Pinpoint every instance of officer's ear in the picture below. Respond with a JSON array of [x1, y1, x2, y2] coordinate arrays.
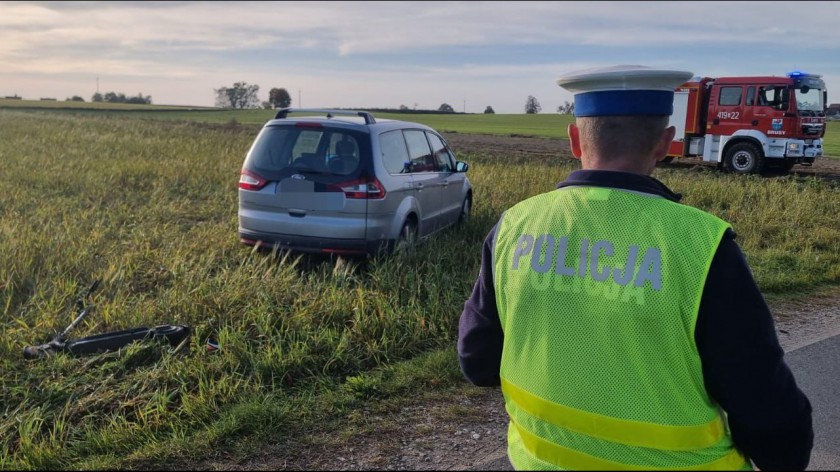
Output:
[[568, 123, 582, 159], [653, 126, 676, 162]]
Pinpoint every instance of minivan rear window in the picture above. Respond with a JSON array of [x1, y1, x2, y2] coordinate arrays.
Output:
[[244, 125, 369, 179]]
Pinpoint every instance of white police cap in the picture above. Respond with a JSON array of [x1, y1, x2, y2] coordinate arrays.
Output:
[[556, 65, 693, 117]]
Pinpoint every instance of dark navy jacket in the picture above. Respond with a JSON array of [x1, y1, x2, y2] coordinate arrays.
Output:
[[458, 170, 813, 471]]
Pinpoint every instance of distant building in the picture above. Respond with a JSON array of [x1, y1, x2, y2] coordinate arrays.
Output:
[[827, 103, 840, 116]]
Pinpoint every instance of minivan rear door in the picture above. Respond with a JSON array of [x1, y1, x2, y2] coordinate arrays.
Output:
[[376, 129, 417, 236], [240, 124, 370, 239], [403, 129, 444, 234]]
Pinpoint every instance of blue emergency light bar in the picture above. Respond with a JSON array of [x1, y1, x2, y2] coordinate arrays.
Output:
[[788, 70, 822, 79]]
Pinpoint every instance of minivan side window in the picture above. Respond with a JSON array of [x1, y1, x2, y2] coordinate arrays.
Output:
[[403, 130, 435, 172], [379, 130, 411, 174], [427, 132, 455, 172]]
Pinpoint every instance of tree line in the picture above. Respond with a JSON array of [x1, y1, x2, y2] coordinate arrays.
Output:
[[56, 92, 153, 104], [214, 82, 291, 109], [54, 82, 576, 115], [29, 82, 577, 114], [214, 81, 502, 113], [213, 81, 575, 114], [92, 92, 152, 104]]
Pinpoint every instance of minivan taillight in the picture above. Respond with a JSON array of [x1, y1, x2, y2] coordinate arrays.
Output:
[[333, 177, 386, 199], [239, 169, 268, 191]]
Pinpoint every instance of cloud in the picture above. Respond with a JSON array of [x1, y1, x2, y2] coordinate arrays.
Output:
[[7, 1, 840, 59], [2, 1, 838, 111]]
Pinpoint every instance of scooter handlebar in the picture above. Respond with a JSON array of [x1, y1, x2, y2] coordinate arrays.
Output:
[[23, 339, 65, 359]]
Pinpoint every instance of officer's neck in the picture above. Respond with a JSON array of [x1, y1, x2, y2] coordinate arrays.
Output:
[[580, 155, 656, 176]]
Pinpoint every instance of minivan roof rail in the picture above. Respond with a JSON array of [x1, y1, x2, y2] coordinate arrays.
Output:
[[274, 108, 376, 125]]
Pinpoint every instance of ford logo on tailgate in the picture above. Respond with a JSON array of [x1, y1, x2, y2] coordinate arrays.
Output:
[[291, 174, 306, 180]]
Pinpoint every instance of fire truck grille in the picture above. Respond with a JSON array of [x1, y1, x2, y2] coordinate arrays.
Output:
[[802, 124, 823, 135]]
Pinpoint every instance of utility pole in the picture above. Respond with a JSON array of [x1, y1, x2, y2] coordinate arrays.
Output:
[[96, 76, 99, 94], [298, 89, 301, 108], [463, 100, 466, 113]]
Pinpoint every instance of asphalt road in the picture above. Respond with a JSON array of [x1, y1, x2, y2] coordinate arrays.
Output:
[[472, 333, 840, 471], [786, 333, 840, 470]]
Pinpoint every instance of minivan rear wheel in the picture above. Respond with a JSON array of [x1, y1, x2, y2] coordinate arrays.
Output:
[[394, 220, 417, 253]]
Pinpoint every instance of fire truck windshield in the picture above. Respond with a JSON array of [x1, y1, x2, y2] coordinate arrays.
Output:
[[795, 86, 824, 113]]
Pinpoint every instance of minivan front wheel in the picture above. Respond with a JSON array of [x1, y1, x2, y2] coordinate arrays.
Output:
[[394, 220, 417, 253], [458, 196, 472, 225]]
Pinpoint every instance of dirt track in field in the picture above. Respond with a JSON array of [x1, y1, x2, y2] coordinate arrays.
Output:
[[442, 132, 840, 180]]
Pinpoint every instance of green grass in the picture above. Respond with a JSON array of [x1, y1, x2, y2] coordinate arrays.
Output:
[[0, 98, 212, 111], [824, 121, 840, 157], [4, 99, 838, 157], [0, 101, 574, 138], [1, 109, 839, 469]]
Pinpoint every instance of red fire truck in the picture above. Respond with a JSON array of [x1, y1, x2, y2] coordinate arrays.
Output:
[[667, 71, 826, 174]]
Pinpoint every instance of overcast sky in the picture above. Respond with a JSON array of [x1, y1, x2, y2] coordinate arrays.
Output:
[[2, 1, 839, 114]]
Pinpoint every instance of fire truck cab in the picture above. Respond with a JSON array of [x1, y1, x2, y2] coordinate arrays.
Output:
[[668, 72, 826, 174]]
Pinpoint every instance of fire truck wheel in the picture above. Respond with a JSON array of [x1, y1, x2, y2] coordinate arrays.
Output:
[[724, 142, 765, 174]]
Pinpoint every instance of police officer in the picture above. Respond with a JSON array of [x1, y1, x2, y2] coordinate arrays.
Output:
[[458, 65, 813, 470]]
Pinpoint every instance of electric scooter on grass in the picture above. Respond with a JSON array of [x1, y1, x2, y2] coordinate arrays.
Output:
[[23, 279, 190, 360]]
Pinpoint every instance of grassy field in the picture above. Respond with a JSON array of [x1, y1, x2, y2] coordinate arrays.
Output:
[[3, 98, 839, 156], [0, 99, 574, 138], [0, 98, 211, 111], [824, 120, 840, 157], [1, 109, 839, 469], [4, 98, 839, 158]]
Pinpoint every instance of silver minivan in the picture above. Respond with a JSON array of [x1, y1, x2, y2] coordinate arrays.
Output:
[[238, 109, 472, 257]]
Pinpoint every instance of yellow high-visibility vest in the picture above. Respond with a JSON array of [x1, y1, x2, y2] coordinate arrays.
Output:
[[493, 186, 749, 470]]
